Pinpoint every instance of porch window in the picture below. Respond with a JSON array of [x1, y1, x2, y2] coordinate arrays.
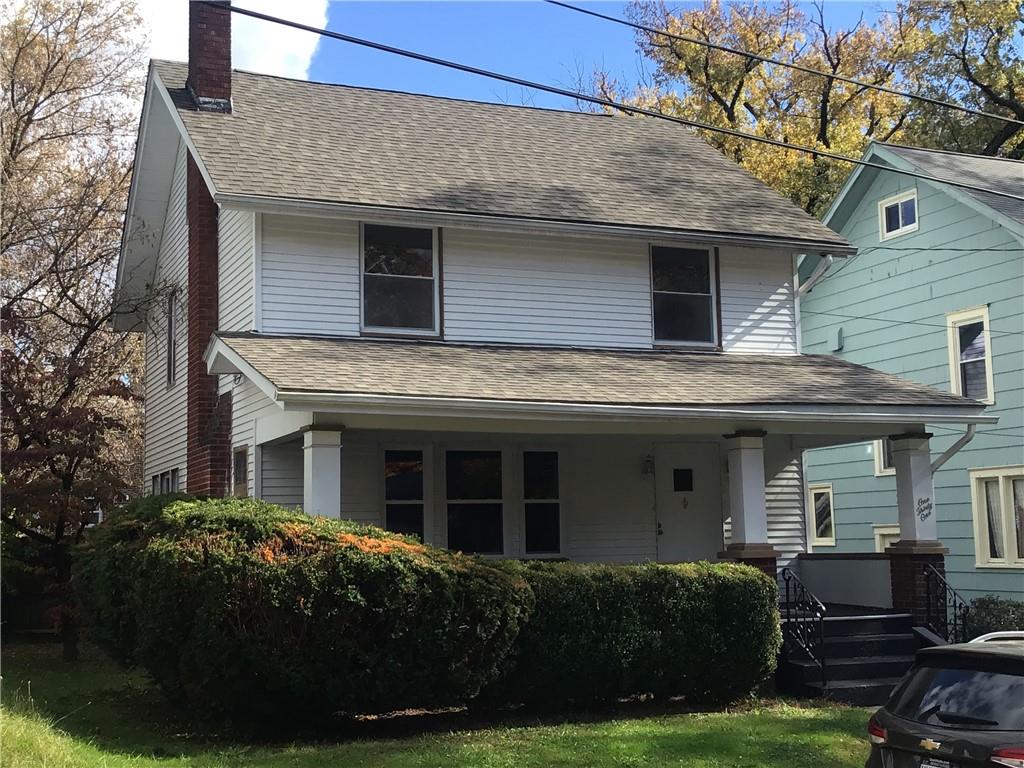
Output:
[[650, 246, 717, 346], [523, 451, 560, 555], [878, 190, 918, 240], [384, 449, 425, 540], [446, 450, 503, 555], [969, 466, 1024, 567], [874, 438, 895, 476], [808, 483, 835, 547], [946, 306, 994, 403], [361, 223, 438, 334], [233, 448, 249, 497]]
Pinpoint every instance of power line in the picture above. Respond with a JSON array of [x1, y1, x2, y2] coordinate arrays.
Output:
[[800, 309, 1024, 338], [215, 3, 1024, 204], [545, 0, 1024, 128]]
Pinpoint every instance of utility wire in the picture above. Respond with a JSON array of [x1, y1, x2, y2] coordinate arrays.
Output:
[[545, 0, 1024, 128], [215, 3, 1024, 204], [800, 309, 1024, 338]]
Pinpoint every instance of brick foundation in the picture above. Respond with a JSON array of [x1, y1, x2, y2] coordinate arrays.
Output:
[[887, 544, 948, 628], [185, 155, 230, 497], [719, 543, 779, 580]]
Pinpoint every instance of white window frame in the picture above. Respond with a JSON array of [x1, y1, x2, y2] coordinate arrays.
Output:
[[946, 305, 995, 404], [520, 447, 565, 559], [873, 438, 896, 477], [649, 244, 719, 348], [877, 189, 919, 241], [969, 466, 1024, 569], [381, 445, 431, 543], [359, 222, 440, 337], [807, 482, 836, 548], [873, 523, 901, 553]]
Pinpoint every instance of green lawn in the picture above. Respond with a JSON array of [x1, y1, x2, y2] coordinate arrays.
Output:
[[0, 640, 873, 768]]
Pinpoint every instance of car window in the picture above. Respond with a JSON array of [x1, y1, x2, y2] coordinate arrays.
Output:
[[889, 663, 1024, 730]]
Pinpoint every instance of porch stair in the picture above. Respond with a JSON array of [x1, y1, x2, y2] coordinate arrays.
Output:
[[779, 610, 916, 706]]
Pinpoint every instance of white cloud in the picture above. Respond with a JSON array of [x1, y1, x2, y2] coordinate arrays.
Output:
[[135, 0, 329, 80]]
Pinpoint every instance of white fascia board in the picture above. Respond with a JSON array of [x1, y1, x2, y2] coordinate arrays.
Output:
[[273, 390, 996, 426], [203, 337, 279, 403], [215, 192, 857, 257], [151, 70, 218, 200]]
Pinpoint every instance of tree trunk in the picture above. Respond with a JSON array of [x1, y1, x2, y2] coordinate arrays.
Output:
[[55, 543, 79, 661]]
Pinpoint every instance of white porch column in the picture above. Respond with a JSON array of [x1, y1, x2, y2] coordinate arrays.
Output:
[[891, 433, 940, 545], [719, 430, 779, 574], [303, 429, 342, 519]]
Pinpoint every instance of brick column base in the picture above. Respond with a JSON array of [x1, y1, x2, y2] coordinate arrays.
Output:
[[886, 542, 948, 628], [718, 543, 780, 580]]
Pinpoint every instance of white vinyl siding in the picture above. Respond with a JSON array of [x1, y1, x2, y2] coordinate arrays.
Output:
[[723, 456, 806, 567], [143, 141, 189, 488], [218, 208, 255, 332], [260, 440, 303, 507], [719, 248, 797, 354], [221, 377, 278, 498]]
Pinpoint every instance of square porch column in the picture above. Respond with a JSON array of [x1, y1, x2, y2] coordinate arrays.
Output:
[[718, 431, 779, 578], [303, 429, 342, 519], [885, 433, 947, 627]]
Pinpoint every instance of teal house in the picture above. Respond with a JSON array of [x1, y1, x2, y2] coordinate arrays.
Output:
[[800, 143, 1023, 601]]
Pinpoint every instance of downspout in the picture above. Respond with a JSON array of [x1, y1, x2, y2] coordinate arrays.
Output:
[[931, 424, 977, 474], [797, 254, 834, 297]]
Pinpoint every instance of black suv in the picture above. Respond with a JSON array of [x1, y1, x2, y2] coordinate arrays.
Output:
[[866, 640, 1024, 767]]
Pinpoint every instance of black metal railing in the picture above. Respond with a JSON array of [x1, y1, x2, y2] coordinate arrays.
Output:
[[780, 567, 828, 687], [924, 564, 971, 644]]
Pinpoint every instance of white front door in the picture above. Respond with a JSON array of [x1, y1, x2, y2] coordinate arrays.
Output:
[[655, 442, 723, 563]]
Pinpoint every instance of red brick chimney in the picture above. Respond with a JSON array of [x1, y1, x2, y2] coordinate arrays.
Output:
[[187, 0, 232, 112]]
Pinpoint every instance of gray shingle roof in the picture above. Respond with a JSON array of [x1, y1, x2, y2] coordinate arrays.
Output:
[[883, 144, 1024, 226], [216, 333, 979, 409], [152, 60, 850, 250]]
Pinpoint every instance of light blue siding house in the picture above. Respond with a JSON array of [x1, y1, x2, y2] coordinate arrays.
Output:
[[800, 143, 1024, 601]]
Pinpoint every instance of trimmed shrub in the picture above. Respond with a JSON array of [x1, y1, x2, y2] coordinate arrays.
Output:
[[482, 560, 781, 707], [970, 595, 1024, 636], [77, 497, 532, 728]]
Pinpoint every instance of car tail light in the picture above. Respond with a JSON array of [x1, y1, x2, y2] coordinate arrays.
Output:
[[992, 747, 1024, 768], [867, 715, 887, 746]]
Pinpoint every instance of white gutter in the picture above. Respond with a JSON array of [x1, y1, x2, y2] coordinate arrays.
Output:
[[797, 254, 835, 296], [931, 424, 977, 473]]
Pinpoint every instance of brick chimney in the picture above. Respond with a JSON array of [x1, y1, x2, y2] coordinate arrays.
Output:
[[187, 0, 232, 112]]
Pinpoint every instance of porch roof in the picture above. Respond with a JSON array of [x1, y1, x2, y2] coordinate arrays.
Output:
[[208, 333, 989, 419]]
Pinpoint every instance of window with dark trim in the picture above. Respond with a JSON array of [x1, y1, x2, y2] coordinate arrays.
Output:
[[165, 292, 177, 385], [233, 448, 249, 498], [651, 246, 716, 345], [384, 449, 425, 540], [523, 451, 560, 555], [446, 450, 502, 555], [361, 224, 438, 333]]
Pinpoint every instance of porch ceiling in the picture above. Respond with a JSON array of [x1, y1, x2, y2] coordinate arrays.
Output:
[[206, 333, 992, 431]]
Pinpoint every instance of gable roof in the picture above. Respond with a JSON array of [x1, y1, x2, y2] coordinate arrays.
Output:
[[149, 60, 850, 253], [825, 141, 1024, 237]]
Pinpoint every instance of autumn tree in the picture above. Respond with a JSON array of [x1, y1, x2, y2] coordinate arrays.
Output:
[[1, 0, 153, 660], [596, 0, 1023, 213]]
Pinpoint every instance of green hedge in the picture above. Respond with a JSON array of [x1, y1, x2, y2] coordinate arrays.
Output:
[[970, 595, 1024, 636], [78, 497, 780, 728], [77, 497, 532, 728], [482, 560, 780, 706]]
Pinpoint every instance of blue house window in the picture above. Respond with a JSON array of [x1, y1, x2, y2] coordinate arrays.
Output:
[[878, 190, 918, 240]]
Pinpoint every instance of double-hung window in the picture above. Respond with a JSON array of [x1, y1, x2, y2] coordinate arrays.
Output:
[[970, 467, 1024, 568], [651, 246, 717, 346], [807, 483, 836, 547], [878, 190, 918, 240], [446, 450, 503, 555], [361, 223, 439, 334], [946, 306, 994, 403], [523, 451, 560, 555], [384, 449, 425, 540], [233, 448, 249, 498]]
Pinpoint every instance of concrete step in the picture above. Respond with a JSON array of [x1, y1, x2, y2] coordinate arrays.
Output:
[[820, 613, 913, 637], [790, 654, 915, 684], [824, 632, 918, 658], [803, 676, 905, 706]]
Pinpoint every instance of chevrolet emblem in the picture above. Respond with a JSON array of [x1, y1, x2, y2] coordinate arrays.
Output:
[[919, 738, 942, 751]]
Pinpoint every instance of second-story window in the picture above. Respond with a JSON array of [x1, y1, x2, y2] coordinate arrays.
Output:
[[651, 246, 717, 346], [361, 223, 438, 334], [947, 306, 994, 403], [878, 190, 918, 240]]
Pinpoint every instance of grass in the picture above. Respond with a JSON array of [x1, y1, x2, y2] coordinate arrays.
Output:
[[1, 640, 874, 768]]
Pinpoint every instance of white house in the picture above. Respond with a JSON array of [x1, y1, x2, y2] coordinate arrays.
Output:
[[115, 3, 992, 608]]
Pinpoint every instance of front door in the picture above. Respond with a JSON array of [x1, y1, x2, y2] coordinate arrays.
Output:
[[655, 442, 722, 563]]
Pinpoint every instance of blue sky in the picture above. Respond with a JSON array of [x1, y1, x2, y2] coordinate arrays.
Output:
[[306, 2, 890, 110]]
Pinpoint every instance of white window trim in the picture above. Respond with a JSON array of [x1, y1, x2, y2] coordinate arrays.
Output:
[[359, 222, 441, 337], [520, 447, 566, 559], [946, 305, 995, 405], [877, 189, 919, 241], [873, 439, 895, 477], [873, 523, 900, 553], [807, 482, 836, 547], [380, 444, 432, 543], [969, 465, 1024, 569], [649, 243, 719, 348]]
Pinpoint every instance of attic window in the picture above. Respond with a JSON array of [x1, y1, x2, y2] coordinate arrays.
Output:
[[361, 224, 439, 335], [878, 190, 918, 240]]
